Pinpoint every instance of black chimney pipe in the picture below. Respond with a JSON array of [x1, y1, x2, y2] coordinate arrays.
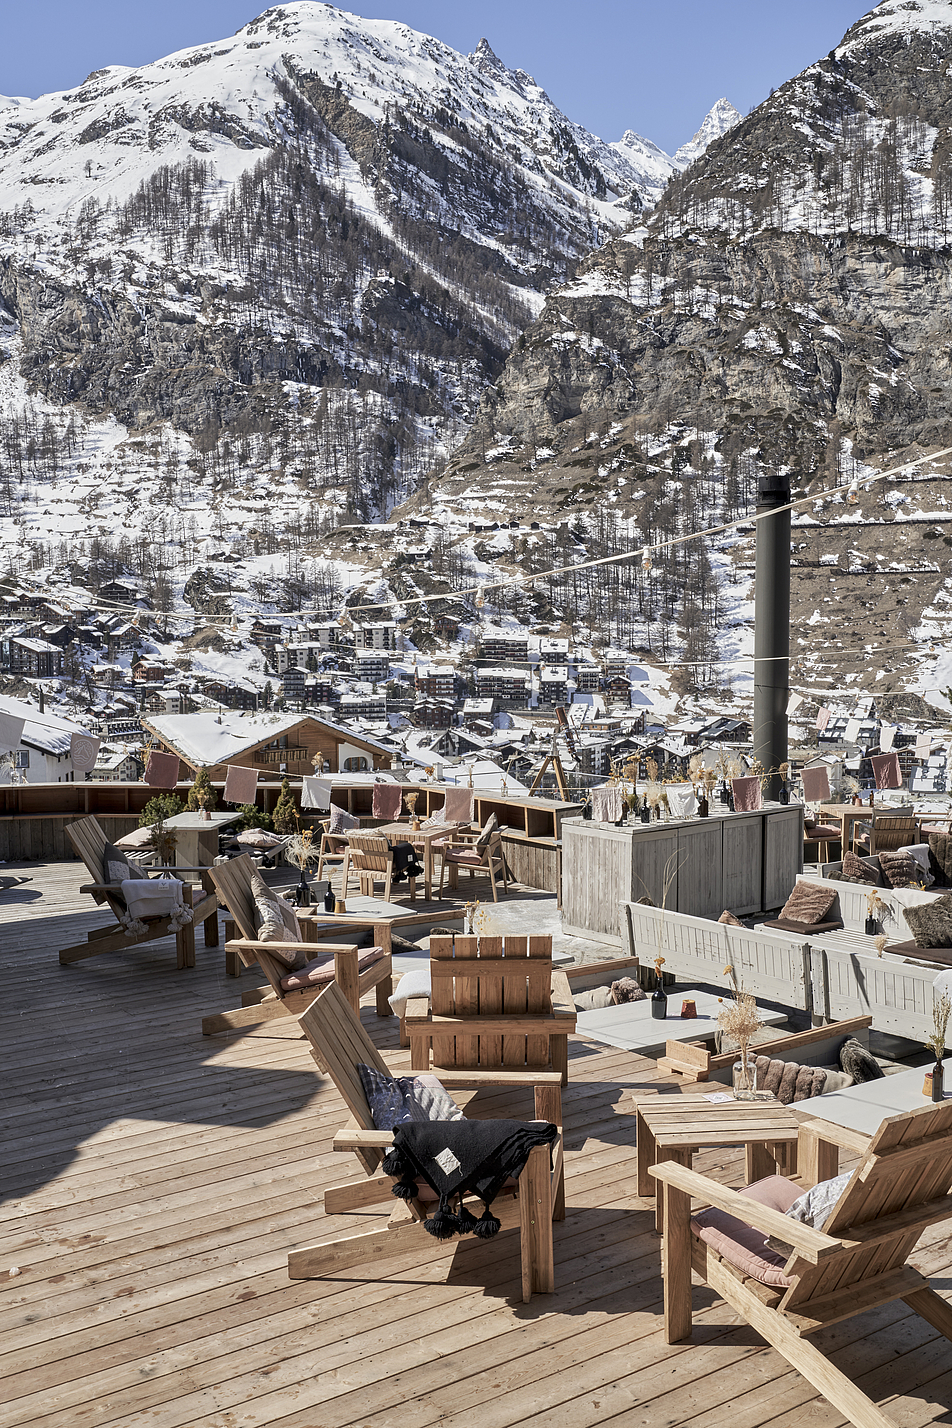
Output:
[[753, 471, 791, 802]]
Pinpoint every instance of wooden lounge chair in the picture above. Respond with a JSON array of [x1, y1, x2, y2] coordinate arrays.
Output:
[[61, 815, 219, 968], [201, 854, 392, 1035], [286, 980, 564, 1302], [651, 1101, 952, 1428], [406, 933, 577, 1087], [340, 831, 416, 902], [436, 824, 509, 901]]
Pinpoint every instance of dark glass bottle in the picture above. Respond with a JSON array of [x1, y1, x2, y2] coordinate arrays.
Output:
[[640, 801, 651, 823], [865, 915, 878, 936], [651, 983, 668, 1020], [323, 883, 335, 913], [933, 1059, 945, 1103], [697, 792, 709, 818]]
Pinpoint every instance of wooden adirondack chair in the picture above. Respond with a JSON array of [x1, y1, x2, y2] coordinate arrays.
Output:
[[286, 980, 564, 1302], [340, 831, 415, 902], [201, 854, 392, 1035], [61, 815, 219, 968], [436, 825, 509, 901], [852, 811, 918, 855], [651, 1100, 952, 1428], [406, 934, 577, 1087]]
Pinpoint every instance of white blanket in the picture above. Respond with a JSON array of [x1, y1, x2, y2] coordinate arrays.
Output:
[[119, 876, 192, 936]]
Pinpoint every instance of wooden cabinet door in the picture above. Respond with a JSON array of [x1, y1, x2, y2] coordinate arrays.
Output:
[[628, 825, 680, 910], [722, 815, 763, 916], [675, 821, 723, 918], [764, 807, 804, 912]]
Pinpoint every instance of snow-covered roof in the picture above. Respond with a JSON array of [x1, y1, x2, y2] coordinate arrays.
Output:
[[143, 710, 392, 767], [0, 693, 93, 756]]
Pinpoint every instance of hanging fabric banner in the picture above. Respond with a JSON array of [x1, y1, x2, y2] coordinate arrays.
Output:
[[69, 733, 101, 773], [802, 766, 831, 804], [223, 764, 258, 805], [843, 718, 862, 744], [870, 752, 902, 790], [816, 707, 830, 732], [786, 693, 804, 716], [880, 724, 896, 752], [144, 750, 180, 788]]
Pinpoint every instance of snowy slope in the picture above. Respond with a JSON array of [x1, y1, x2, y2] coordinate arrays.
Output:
[[0, 4, 650, 228]]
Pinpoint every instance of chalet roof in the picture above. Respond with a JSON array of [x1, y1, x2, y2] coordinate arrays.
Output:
[[142, 710, 391, 768], [0, 693, 93, 756]]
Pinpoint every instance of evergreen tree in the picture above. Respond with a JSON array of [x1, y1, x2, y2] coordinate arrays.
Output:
[[272, 777, 298, 834]]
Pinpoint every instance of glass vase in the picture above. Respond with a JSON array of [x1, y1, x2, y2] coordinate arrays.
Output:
[[650, 985, 668, 1020], [732, 1056, 758, 1100]]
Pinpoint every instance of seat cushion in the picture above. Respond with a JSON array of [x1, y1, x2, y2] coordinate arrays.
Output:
[[444, 850, 484, 865], [279, 944, 385, 990], [692, 1175, 802, 1287], [804, 825, 841, 841], [762, 917, 843, 935]]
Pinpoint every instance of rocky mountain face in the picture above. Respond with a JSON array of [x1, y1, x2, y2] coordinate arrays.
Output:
[[0, 2, 687, 530], [423, 0, 952, 701]]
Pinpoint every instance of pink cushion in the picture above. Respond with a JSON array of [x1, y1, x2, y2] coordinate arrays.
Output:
[[805, 825, 840, 840], [444, 850, 483, 865], [691, 1175, 802, 1287], [280, 945, 385, 991]]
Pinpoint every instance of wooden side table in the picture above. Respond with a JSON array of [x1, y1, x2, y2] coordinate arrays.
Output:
[[632, 1092, 801, 1231]]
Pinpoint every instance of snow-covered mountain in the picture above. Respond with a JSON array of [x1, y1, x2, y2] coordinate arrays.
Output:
[[672, 96, 742, 168]]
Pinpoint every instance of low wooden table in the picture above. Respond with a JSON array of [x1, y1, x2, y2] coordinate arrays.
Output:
[[297, 895, 466, 957], [632, 1091, 801, 1230]]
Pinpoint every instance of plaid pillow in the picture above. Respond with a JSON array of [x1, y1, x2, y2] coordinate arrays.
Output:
[[328, 804, 359, 834]]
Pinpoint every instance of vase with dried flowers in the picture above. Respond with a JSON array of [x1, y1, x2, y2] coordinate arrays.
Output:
[[865, 889, 889, 937], [926, 990, 952, 1102], [651, 955, 667, 1019], [719, 962, 764, 1099], [285, 828, 319, 906], [873, 934, 888, 958], [405, 790, 420, 831]]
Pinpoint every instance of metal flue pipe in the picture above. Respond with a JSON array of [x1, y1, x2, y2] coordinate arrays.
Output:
[[753, 471, 791, 802]]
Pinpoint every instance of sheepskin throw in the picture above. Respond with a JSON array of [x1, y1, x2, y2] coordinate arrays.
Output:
[[902, 894, 952, 950], [928, 833, 952, 888], [842, 850, 882, 885], [610, 977, 645, 1004], [877, 849, 921, 889], [839, 1037, 884, 1084], [778, 881, 837, 927], [718, 909, 744, 926], [754, 1057, 828, 1104]]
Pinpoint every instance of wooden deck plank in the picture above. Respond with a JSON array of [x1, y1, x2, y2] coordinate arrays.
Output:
[[2, 859, 952, 1428]]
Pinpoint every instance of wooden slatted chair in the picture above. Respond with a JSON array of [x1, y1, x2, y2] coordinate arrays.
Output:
[[61, 815, 219, 969], [436, 825, 509, 901], [651, 1101, 952, 1428], [406, 933, 576, 1087], [340, 831, 416, 902], [201, 854, 392, 1035], [852, 811, 918, 855], [286, 980, 564, 1302]]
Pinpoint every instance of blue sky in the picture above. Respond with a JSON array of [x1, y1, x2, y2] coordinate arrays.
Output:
[[3, 1, 870, 153]]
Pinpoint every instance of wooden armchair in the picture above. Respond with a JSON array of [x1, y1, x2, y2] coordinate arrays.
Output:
[[61, 815, 219, 969], [286, 980, 564, 1302], [340, 831, 417, 902], [200, 854, 391, 1035], [406, 933, 576, 1087], [651, 1101, 952, 1428], [436, 825, 509, 901], [852, 811, 918, 855]]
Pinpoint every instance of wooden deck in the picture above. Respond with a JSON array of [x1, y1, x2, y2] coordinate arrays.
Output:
[[3, 859, 952, 1428]]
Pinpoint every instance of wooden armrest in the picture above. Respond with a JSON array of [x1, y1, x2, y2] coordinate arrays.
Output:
[[796, 1117, 872, 1155], [648, 1161, 842, 1262], [226, 938, 359, 955], [334, 1128, 393, 1150], [404, 996, 431, 1019], [432, 1067, 563, 1089], [80, 882, 122, 893], [550, 970, 576, 1017]]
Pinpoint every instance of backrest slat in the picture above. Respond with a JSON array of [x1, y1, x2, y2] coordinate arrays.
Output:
[[297, 981, 389, 1129], [208, 854, 259, 941]]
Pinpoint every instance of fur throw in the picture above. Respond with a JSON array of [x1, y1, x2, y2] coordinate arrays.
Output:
[[754, 1056, 828, 1104], [611, 977, 645, 1004]]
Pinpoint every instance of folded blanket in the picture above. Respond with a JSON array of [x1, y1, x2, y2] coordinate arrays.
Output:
[[119, 876, 192, 936], [382, 1118, 558, 1240]]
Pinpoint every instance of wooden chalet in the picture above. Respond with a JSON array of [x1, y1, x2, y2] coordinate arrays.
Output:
[[141, 711, 393, 781]]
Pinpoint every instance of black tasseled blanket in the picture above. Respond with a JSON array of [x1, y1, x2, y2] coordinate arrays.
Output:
[[382, 1118, 558, 1240]]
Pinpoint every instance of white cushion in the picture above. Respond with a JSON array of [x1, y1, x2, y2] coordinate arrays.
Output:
[[388, 968, 432, 1017], [784, 1172, 852, 1231]]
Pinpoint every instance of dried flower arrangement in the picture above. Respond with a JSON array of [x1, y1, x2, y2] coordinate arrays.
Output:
[[842, 774, 861, 799], [866, 889, 890, 922], [285, 829, 319, 873], [926, 990, 952, 1060], [873, 934, 888, 958], [718, 961, 764, 1095], [462, 898, 490, 936]]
